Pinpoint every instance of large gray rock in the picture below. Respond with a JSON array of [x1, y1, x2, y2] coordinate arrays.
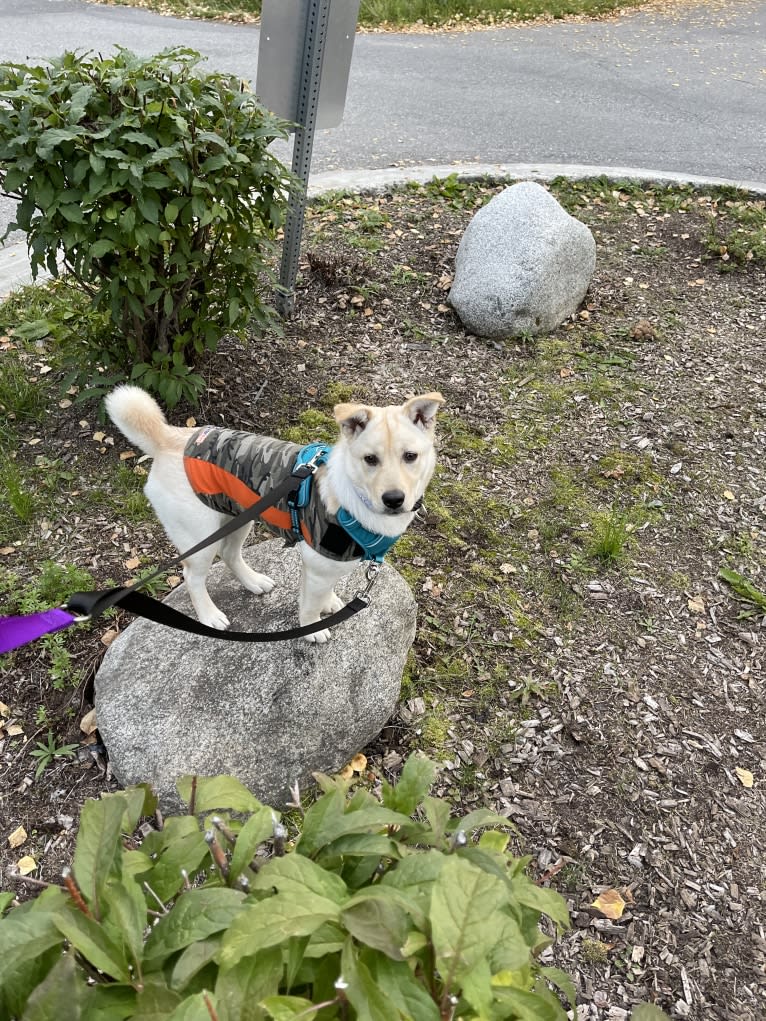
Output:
[[95, 540, 416, 811], [449, 180, 596, 338]]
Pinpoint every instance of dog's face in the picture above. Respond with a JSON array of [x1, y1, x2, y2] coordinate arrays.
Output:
[[332, 393, 444, 518]]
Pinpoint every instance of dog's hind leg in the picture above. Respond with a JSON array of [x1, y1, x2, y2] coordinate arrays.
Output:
[[220, 526, 275, 596]]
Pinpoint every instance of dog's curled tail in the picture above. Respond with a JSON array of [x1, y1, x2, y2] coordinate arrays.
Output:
[[105, 385, 177, 458]]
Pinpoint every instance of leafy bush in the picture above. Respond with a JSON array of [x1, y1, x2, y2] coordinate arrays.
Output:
[[0, 48, 293, 406], [0, 756, 577, 1019]]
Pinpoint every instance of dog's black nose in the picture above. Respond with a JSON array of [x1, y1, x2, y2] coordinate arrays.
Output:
[[382, 489, 405, 510]]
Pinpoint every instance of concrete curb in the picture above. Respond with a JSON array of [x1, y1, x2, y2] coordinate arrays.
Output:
[[2, 162, 765, 298]]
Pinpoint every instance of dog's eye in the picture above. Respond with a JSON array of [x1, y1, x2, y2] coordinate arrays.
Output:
[[364, 454, 379, 467], [403, 451, 418, 463]]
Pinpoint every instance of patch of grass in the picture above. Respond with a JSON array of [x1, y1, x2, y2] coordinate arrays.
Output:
[[98, 0, 647, 27], [282, 409, 337, 444], [419, 703, 452, 756], [704, 199, 766, 268], [0, 353, 50, 438], [585, 508, 635, 565], [0, 461, 38, 536]]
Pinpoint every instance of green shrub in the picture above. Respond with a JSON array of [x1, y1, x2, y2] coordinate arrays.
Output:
[[0, 47, 293, 407], [0, 755, 576, 1019]]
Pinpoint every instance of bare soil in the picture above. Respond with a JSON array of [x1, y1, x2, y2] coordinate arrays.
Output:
[[1, 177, 765, 1020]]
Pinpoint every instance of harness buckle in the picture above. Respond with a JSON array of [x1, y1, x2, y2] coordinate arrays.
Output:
[[354, 562, 381, 606]]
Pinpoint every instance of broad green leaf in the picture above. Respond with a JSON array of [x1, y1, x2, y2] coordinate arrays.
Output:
[[303, 920, 346, 959], [479, 831, 510, 854], [453, 808, 514, 835], [53, 907, 130, 981], [381, 754, 436, 815], [166, 992, 217, 1021], [494, 985, 567, 1021], [72, 794, 126, 914], [487, 913, 531, 974], [299, 797, 413, 859], [80, 983, 137, 1021], [171, 937, 221, 991], [459, 956, 493, 1017], [144, 888, 246, 963], [0, 892, 14, 915], [219, 893, 341, 970], [120, 784, 157, 832], [132, 976, 183, 1018], [344, 884, 427, 932], [215, 947, 282, 1021], [507, 874, 570, 931], [144, 817, 209, 902], [103, 878, 148, 967], [430, 856, 507, 986], [20, 951, 80, 1021], [540, 966, 577, 1012], [381, 848, 446, 899], [0, 900, 66, 1012], [253, 852, 348, 906], [342, 893, 410, 960], [367, 956, 440, 1021], [631, 1007, 672, 1021], [421, 797, 451, 844], [341, 939, 399, 1021], [230, 800, 281, 882], [177, 775, 264, 814], [320, 833, 401, 861], [719, 567, 766, 612], [261, 995, 318, 1020]]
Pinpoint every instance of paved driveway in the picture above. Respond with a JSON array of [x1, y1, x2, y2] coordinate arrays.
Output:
[[0, 0, 764, 243]]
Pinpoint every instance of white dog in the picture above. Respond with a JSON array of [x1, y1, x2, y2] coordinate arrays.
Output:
[[105, 386, 444, 642]]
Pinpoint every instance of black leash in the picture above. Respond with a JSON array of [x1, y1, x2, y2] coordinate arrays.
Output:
[[64, 457, 377, 642]]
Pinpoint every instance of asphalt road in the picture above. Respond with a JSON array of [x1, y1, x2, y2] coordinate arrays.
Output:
[[0, 0, 764, 241]]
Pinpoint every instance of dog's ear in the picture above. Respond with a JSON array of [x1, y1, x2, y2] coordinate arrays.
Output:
[[334, 402, 373, 437], [403, 392, 445, 432]]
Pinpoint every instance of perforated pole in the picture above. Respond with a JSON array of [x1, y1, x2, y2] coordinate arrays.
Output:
[[276, 0, 332, 317]]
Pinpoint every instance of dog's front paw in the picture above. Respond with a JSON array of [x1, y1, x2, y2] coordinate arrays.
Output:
[[199, 607, 230, 630], [321, 592, 344, 616], [304, 627, 331, 644], [241, 569, 275, 596]]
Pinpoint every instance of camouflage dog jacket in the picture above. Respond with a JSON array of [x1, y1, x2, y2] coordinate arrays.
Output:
[[183, 426, 365, 561]]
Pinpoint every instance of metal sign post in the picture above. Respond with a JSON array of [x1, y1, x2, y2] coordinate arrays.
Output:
[[257, 0, 360, 317]]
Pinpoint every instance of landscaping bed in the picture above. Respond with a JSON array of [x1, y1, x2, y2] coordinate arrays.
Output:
[[1, 176, 765, 1019]]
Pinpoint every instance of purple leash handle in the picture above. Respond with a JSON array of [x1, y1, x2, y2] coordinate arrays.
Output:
[[0, 608, 79, 655]]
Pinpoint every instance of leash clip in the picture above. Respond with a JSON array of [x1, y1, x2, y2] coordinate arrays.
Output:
[[355, 562, 381, 606], [63, 604, 91, 624]]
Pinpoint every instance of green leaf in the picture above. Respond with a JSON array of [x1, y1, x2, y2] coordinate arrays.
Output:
[[144, 888, 246, 963], [171, 937, 221, 992], [540, 966, 577, 1012], [298, 789, 412, 859], [166, 991, 218, 1021], [20, 951, 80, 1021], [219, 893, 341, 970], [215, 947, 282, 1021], [366, 956, 440, 1021], [253, 853, 348, 906], [103, 877, 147, 968], [507, 873, 570, 931], [459, 956, 493, 1017], [719, 567, 766, 613], [143, 816, 209, 902], [341, 939, 397, 1021], [381, 754, 436, 815], [0, 893, 14, 916], [80, 983, 137, 1021], [261, 995, 318, 1020], [72, 794, 126, 914], [493, 986, 567, 1021], [177, 774, 264, 815], [430, 856, 508, 986], [0, 895, 66, 1013], [342, 891, 411, 960], [52, 907, 130, 981], [631, 1007, 672, 1021], [229, 806, 279, 883]]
